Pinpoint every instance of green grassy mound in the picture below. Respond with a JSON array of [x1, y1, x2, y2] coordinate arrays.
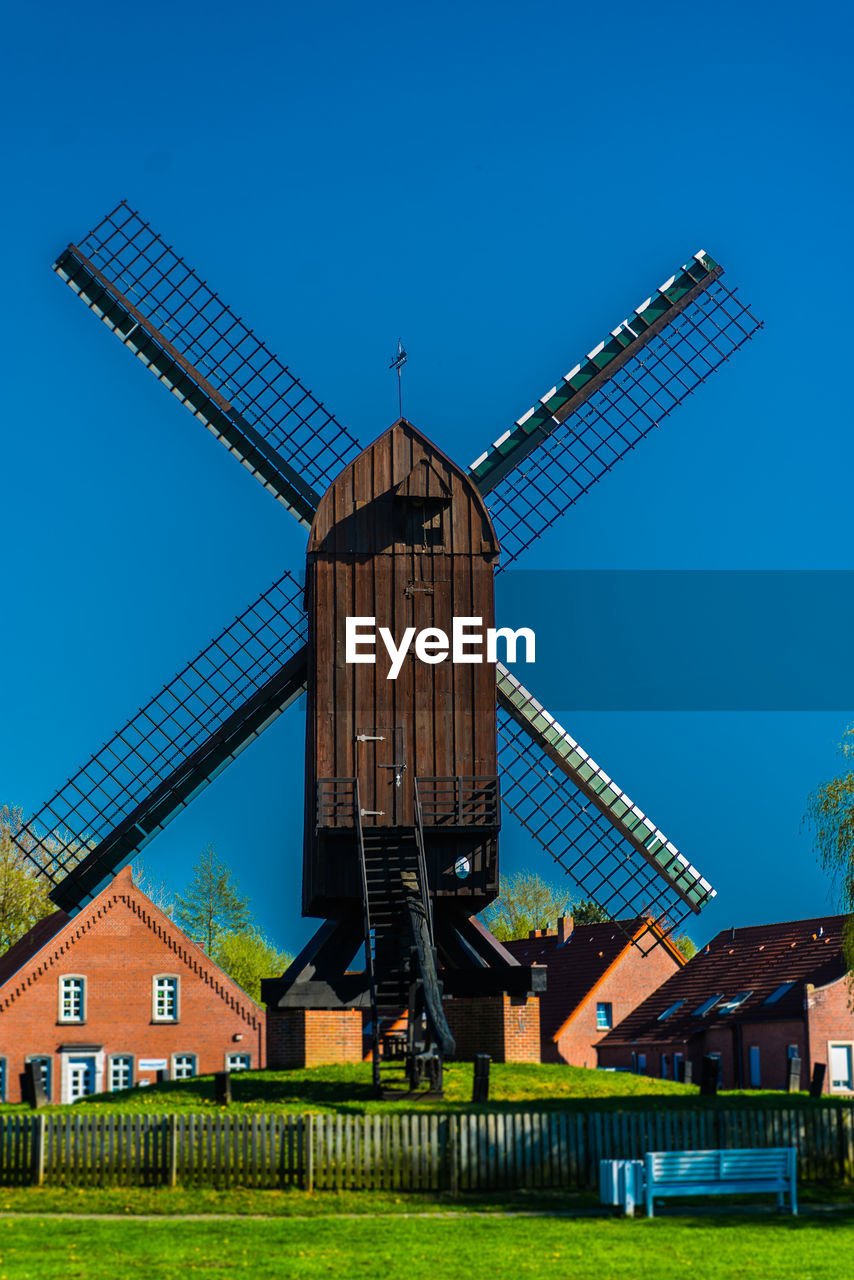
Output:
[[1, 1062, 846, 1115]]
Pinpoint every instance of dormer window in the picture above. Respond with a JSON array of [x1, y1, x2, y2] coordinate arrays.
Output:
[[692, 994, 724, 1017], [764, 981, 796, 1005], [657, 999, 685, 1022], [718, 990, 753, 1014]]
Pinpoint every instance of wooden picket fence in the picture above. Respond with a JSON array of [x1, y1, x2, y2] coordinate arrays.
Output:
[[0, 1105, 852, 1190]]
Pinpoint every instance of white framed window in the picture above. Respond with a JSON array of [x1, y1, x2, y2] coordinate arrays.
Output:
[[829, 1042, 854, 1092], [596, 1002, 613, 1031], [172, 1054, 197, 1080], [225, 1053, 251, 1072], [152, 975, 179, 1022], [109, 1055, 133, 1092], [58, 975, 86, 1023]]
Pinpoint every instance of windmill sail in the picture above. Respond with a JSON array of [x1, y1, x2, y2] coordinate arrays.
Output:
[[15, 573, 308, 913], [469, 252, 762, 567], [54, 203, 362, 526], [496, 665, 714, 952]]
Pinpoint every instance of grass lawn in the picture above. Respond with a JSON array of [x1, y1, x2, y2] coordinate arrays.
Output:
[[1, 1210, 852, 1279], [0, 1062, 845, 1116]]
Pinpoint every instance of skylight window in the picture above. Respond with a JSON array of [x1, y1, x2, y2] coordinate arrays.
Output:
[[692, 994, 724, 1017], [718, 990, 753, 1014], [657, 999, 685, 1022], [764, 981, 796, 1005]]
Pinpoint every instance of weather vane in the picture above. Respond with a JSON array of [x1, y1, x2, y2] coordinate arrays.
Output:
[[389, 338, 407, 417]]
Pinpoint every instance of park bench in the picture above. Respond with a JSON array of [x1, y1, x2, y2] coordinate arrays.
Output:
[[644, 1147, 798, 1217]]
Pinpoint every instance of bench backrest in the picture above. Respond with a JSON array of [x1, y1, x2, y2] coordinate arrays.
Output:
[[647, 1148, 794, 1183]]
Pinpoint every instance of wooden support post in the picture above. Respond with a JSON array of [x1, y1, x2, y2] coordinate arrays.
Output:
[[810, 1062, 826, 1099], [786, 1055, 802, 1093], [215, 1072, 232, 1106], [472, 1054, 491, 1103], [22, 1062, 47, 1111], [699, 1056, 718, 1098]]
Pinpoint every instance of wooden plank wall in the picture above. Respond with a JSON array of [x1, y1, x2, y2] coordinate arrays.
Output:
[[1, 1107, 852, 1189]]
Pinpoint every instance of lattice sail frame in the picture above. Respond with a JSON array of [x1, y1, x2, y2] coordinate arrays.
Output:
[[54, 201, 362, 525], [470, 251, 762, 567], [17, 573, 308, 910], [496, 665, 714, 952]]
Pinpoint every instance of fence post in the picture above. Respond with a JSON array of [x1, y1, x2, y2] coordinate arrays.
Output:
[[305, 1115, 314, 1193], [168, 1114, 179, 1188], [32, 1115, 46, 1187], [446, 1115, 459, 1197]]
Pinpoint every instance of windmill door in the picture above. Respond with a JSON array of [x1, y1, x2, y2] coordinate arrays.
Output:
[[355, 727, 406, 826]]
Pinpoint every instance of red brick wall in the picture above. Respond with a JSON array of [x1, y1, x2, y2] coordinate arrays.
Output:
[[267, 1009, 363, 1068], [597, 1020, 805, 1089], [444, 995, 540, 1063], [0, 869, 264, 1104], [807, 974, 854, 1095], [552, 938, 681, 1067]]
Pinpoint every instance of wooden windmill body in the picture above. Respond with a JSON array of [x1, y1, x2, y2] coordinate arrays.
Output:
[[305, 420, 499, 917]]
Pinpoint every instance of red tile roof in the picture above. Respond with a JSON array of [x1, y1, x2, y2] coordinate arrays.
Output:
[[505, 920, 674, 1042], [0, 910, 69, 986], [598, 914, 848, 1048]]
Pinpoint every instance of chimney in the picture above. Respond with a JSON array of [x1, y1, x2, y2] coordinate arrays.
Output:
[[557, 916, 574, 944]]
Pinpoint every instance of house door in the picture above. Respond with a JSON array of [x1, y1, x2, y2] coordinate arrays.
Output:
[[68, 1057, 95, 1102], [749, 1045, 761, 1088]]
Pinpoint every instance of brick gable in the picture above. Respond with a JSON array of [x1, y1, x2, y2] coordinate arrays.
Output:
[[0, 866, 266, 1102]]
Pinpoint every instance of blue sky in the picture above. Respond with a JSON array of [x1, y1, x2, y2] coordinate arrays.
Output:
[[2, 0, 853, 953]]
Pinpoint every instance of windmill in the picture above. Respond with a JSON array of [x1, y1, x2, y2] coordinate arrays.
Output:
[[15, 203, 761, 1095]]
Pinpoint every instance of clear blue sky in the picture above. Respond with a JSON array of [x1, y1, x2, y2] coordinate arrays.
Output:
[[2, 0, 852, 953]]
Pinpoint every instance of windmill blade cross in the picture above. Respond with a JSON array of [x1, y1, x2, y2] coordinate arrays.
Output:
[[54, 202, 362, 526], [15, 573, 308, 913], [496, 664, 714, 952], [470, 251, 762, 568]]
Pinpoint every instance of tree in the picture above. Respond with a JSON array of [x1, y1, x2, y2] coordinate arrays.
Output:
[[175, 845, 250, 951], [131, 858, 176, 919], [0, 805, 55, 952], [573, 898, 609, 924], [806, 724, 854, 972], [671, 932, 697, 961], [481, 870, 576, 942], [210, 928, 293, 1002]]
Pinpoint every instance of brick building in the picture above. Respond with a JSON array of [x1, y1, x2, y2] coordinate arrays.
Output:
[[504, 916, 684, 1065], [0, 866, 265, 1103], [596, 914, 854, 1094]]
